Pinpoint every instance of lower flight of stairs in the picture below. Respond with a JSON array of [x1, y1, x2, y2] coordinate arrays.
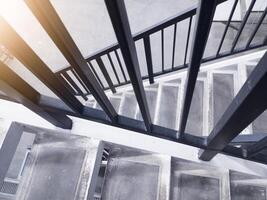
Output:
[[94, 144, 267, 200]]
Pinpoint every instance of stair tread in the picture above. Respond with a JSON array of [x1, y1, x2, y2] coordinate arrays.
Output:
[[119, 93, 138, 119], [211, 73, 235, 130], [156, 85, 179, 130], [136, 90, 158, 121], [186, 80, 204, 136]]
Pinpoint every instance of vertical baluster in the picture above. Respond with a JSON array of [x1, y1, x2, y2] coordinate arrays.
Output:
[[144, 36, 154, 84], [246, 7, 267, 48], [230, 0, 256, 52], [96, 57, 116, 93], [88, 61, 105, 89], [172, 23, 177, 69], [107, 53, 121, 84], [62, 71, 88, 101], [216, 0, 239, 56], [115, 49, 127, 82], [184, 16, 193, 66], [161, 29, 164, 71]]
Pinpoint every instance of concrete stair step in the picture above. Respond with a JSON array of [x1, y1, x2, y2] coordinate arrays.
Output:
[[119, 93, 138, 119], [210, 72, 235, 132], [230, 171, 267, 200], [185, 80, 205, 136], [136, 88, 159, 121], [155, 84, 179, 130], [109, 97, 121, 113]]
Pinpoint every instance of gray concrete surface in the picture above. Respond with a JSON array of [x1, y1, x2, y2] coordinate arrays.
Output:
[[230, 171, 267, 200], [13, 131, 102, 200], [185, 80, 204, 136], [101, 159, 159, 200], [156, 85, 179, 130], [136, 89, 158, 121], [212, 73, 235, 128], [119, 93, 138, 119], [178, 174, 220, 200], [6, 132, 35, 179], [24, 147, 85, 200]]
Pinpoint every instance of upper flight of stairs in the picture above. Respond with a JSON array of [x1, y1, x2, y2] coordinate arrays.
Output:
[[85, 50, 267, 137]]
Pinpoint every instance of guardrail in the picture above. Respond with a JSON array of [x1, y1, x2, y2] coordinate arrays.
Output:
[[55, 1, 267, 99]]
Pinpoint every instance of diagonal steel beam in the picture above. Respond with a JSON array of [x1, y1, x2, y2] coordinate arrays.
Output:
[[246, 136, 267, 158], [104, 0, 152, 132], [25, 0, 118, 123], [199, 51, 267, 161], [0, 16, 84, 115], [179, 0, 218, 136], [0, 61, 72, 129]]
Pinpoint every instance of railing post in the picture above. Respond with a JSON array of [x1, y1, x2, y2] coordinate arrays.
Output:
[[179, 0, 218, 136], [199, 51, 267, 161], [96, 57, 116, 93], [143, 36, 154, 84], [25, 0, 118, 123], [105, 0, 152, 132]]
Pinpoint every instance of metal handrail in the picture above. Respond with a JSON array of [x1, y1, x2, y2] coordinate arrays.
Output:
[[55, 1, 267, 99]]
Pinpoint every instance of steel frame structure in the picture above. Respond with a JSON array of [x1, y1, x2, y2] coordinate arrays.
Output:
[[0, 0, 266, 166]]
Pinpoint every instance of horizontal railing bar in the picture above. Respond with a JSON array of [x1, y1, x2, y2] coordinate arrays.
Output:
[[55, 5, 198, 74]]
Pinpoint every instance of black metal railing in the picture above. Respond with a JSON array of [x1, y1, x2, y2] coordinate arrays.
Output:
[[55, 1, 267, 99], [55, 5, 197, 98], [2, 0, 267, 166]]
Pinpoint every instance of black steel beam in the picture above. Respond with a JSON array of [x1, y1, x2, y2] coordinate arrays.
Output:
[[246, 136, 267, 158], [105, 0, 152, 132], [25, 0, 118, 123], [0, 61, 72, 129], [2, 92, 267, 165], [231, 133, 267, 145], [0, 123, 24, 188], [179, 0, 218, 135], [199, 51, 267, 161], [0, 17, 84, 115]]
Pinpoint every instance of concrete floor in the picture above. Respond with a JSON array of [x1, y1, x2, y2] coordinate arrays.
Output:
[[14, 132, 102, 200]]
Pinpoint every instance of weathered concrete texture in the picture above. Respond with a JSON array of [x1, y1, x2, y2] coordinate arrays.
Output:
[[170, 158, 230, 200], [15, 132, 102, 200], [186, 80, 204, 136], [119, 93, 138, 119], [245, 63, 267, 133], [252, 111, 267, 133], [24, 147, 86, 200], [246, 64, 256, 77], [110, 97, 122, 113], [6, 132, 35, 179], [212, 73, 234, 128], [178, 174, 220, 200], [156, 85, 179, 129], [204, 22, 233, 58], [231, 184, 266, 200], [230, 170, 267, 200], [136, 89, 158, 121], [101, 159, 159, 200]]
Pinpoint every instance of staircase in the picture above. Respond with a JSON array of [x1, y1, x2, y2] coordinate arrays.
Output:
[[94, 141, 267, 200], [85, 50, 267, 137], [2, 123, 267, 200]]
